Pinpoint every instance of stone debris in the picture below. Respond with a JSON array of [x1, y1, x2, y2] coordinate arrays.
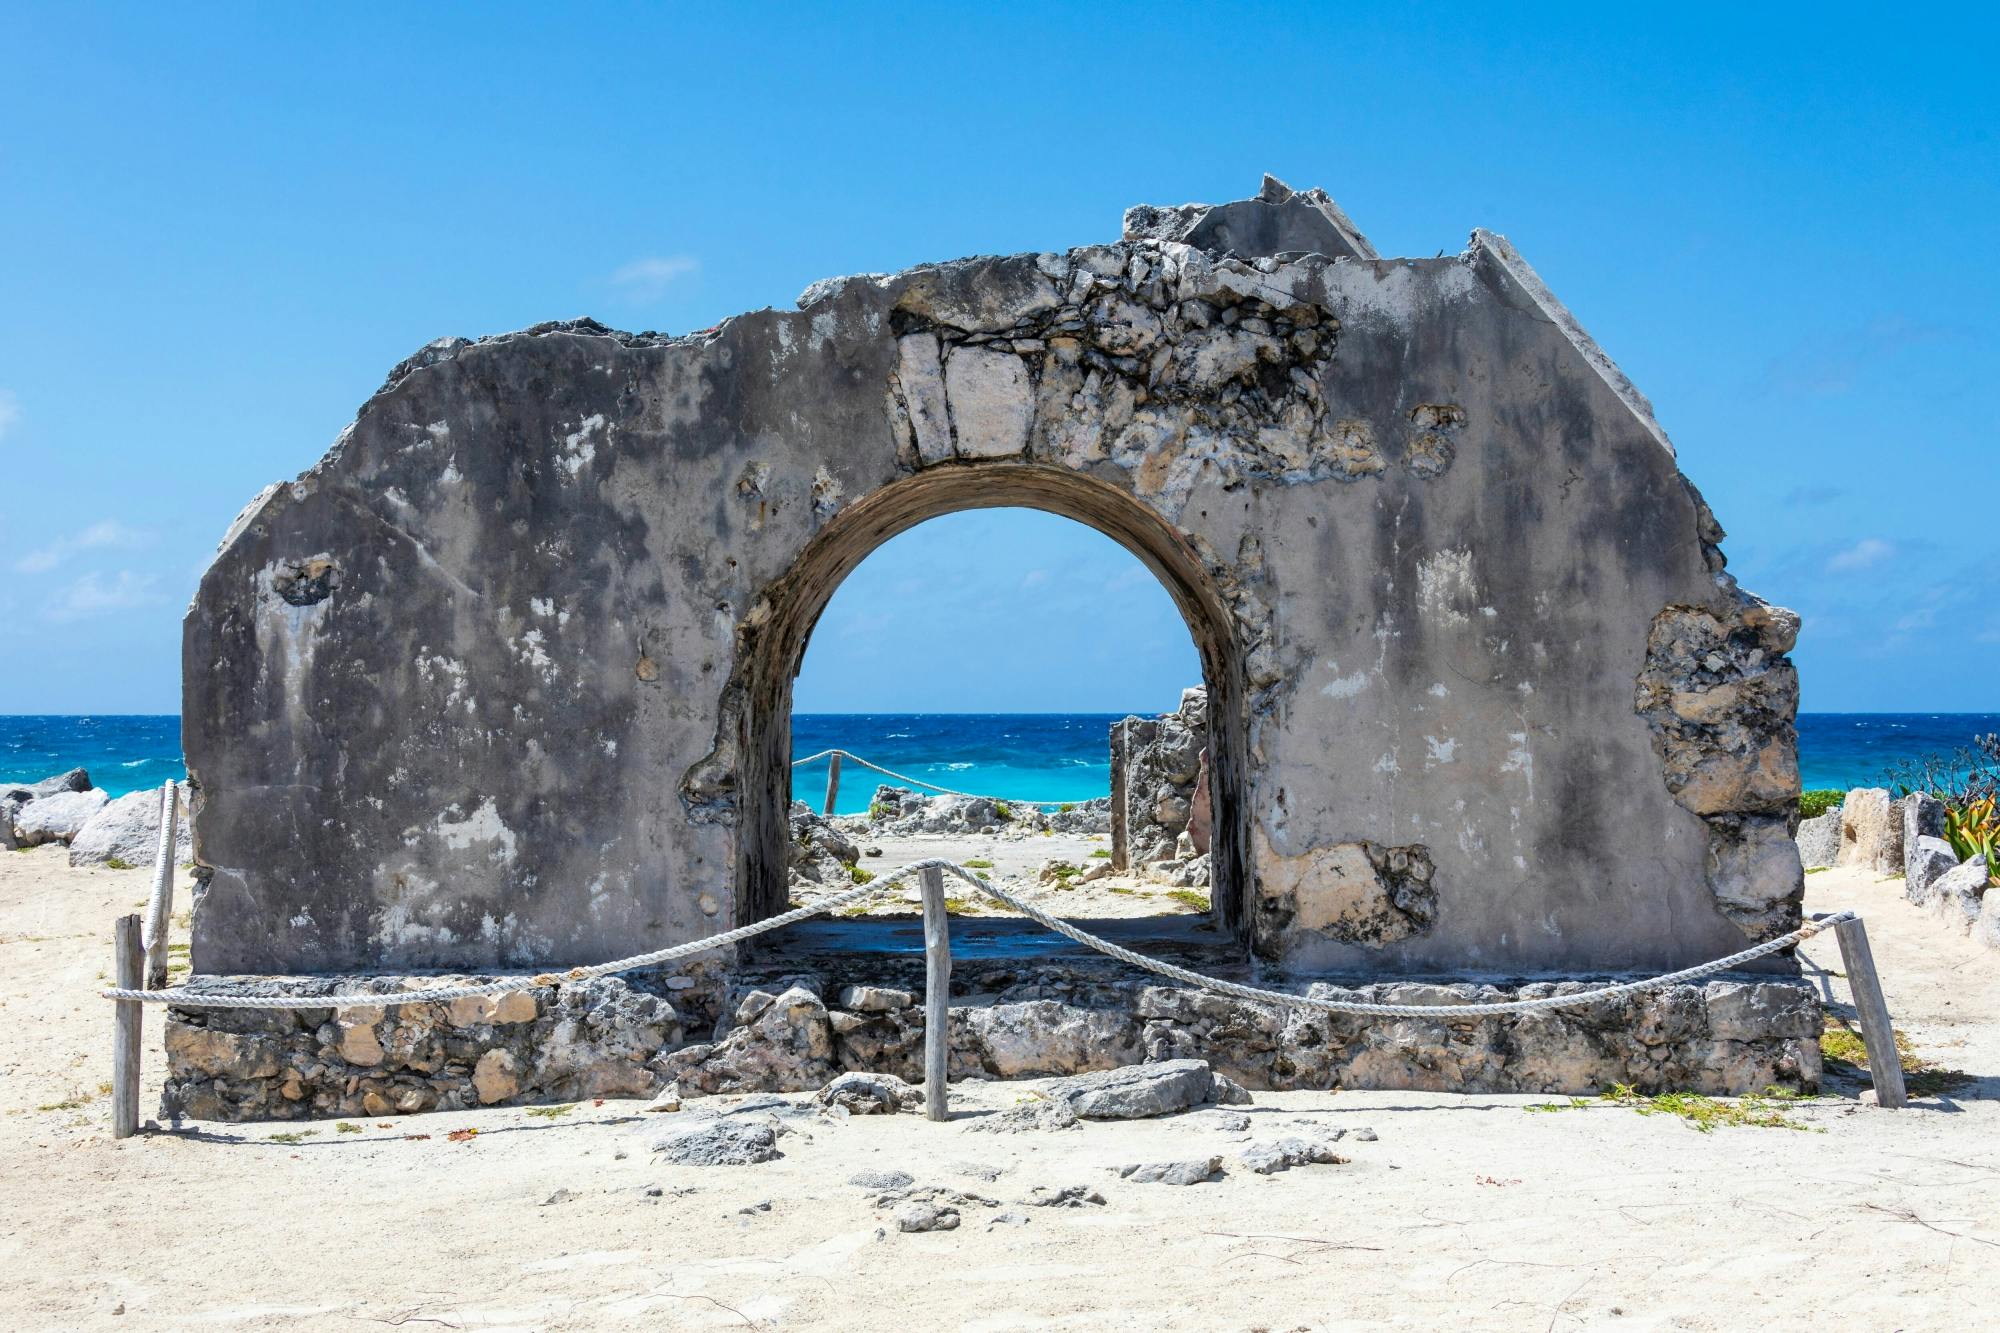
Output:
[[664, 985, 836, 1095], [848, 1169, 915, 1191], [987, 1210, 1031, 1227], [1042, 1059, 1246, 1120], [894, 1201, 960, 1233], [966, 1099, 1081, 1135], [0, 768, 93, 850], [1188, 1110, 1252, 1134], [1933, 858, 1991, 934], [641, 1081, 683, 1113], [838, 985, 913, 1013], [1236, 1136, 1349, 1175], [1022, 1184, 1106, 1208], [651, 1117, 785, 1166], [541, 1188, 578, 1206], [1115, 1157, 1224, 1186], [816, 1071, 921, 1115]]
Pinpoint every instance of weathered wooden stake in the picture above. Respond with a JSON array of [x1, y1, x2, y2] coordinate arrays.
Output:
[[1832, 916, 1907, 1109], [822, 751, 843, 817], [143, 781, 179, 990], [919, 864, 951, 1121], [112, 914, 143, 1138]]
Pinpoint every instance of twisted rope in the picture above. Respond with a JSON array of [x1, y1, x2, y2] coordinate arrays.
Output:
[[794, 748, 1084, 809], [101, 857, 1839, 1018]]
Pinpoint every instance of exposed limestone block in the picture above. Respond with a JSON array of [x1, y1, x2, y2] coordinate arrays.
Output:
[[943, 346, 1034, 459], [1254, 834, 1437, 947]]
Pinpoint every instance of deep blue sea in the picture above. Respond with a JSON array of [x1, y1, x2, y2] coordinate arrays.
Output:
[[4, 713, 1996, 812]]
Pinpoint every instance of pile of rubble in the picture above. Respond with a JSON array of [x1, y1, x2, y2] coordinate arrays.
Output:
[[1, 767, 190, 867], [1800, 786, 1995, 946]]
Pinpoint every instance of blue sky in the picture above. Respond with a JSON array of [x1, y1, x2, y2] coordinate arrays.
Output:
[[1, 3, 1993, 714]]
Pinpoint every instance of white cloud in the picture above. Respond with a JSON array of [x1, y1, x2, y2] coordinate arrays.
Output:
[[0, 389, 18, 441], [1020, 569, 1050, 589], [45, 569, 163, 622], [1827, 537, 1894, 573], [13, 519, 151, 574], [609, 255, 699, 301]]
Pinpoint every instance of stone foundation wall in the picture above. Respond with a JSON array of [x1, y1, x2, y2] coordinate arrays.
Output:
[[164, 958, 1821, 1121]]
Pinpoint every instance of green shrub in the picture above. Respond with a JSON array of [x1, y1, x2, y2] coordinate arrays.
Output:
[[104, 857, 135, 870], [1798, 790, 1844, 819], [993, 802, 1012, 821], [963, 858, 993, 869], [1088, 849, 1111, 859], [849, 865, 875, 884]]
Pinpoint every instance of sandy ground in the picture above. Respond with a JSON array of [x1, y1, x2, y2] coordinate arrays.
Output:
[[833, 830, 1206, 919], [3, 848, 1998, 1331]]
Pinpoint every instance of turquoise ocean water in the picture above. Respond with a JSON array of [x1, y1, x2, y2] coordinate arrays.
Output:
[[3, 713, 1995, 813]]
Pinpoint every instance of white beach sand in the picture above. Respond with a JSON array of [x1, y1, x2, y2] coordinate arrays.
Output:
[[2, 847, 1996, 1330]]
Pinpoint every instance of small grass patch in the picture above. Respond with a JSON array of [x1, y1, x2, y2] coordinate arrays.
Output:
[[104, 857, 135, 870], [1805, 866, 1830, 874], [837, 904, 873, 917], [868, 800, 893, 820], [1166, 889, 1209, 911], [335, 1121, 362, 1134], [963, 858, 993, 869], [525, 1104, 575, 1119], [269, 1130, 319, 1144], [848, 865, 875, 885], [992, 803, 1012, 821], [942, 896, 983, 915], [1088, 849, 1111, 859], [1527, 1085, 1814, 1132], [37, 1097, 90, 1112], [1820, 1018, 1973, 1096], [1106, 886, 1141, 896], [1057, 803, 1074, 813]]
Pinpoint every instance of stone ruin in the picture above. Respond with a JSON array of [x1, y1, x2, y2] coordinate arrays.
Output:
[[1111, 686, 1212, 878], [165, 177, 1818, 1118]]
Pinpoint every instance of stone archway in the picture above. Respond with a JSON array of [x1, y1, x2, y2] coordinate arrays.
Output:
[[181, 176, 1803, 985], [729, 463, 1251, 938]]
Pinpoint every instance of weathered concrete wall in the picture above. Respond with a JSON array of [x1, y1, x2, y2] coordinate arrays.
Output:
[[184, 176, 1801, 977]]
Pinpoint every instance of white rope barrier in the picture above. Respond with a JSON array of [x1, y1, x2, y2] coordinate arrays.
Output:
[[793, 748, 1086, 809], [99, 857, 1840, 1019]]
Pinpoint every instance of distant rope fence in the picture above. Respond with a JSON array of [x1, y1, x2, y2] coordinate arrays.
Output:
[[96, 781, 1910, 1136], [792, 747, 1088, 811]]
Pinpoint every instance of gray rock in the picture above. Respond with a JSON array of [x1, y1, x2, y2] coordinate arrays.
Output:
[[11, 788, 109, 847], [1115, 1157, 1224, 1185], [1, 768, 91, 801], [1044, 1058, 1235, 1119], [894, 1201, 959, 1232], [651, 1118, 783, 1166], [838, 985, 913, 1013], [1905, 835, 1960, 906], [848, 1169, 914, 1191], [1836, 788, 1903, 874], [1795, 809, 1841, 870], [1021, 1184, 1106, 1208], [69, 784, 192, 868], [1237, 1136, 1349, 1174], [987, 1210, 1031, 1227], [1932, 857, 1989, 934], [663, 985, 835, 1095], [965, 1100, 1080, 1134], [815, 1071, 920, 1115], [1902, 793, 1947, 872]]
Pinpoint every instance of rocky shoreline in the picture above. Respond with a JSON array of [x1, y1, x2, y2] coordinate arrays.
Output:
[[1, 768, 190, 868]]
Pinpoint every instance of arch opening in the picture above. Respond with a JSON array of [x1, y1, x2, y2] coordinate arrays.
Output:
[[734, 464, 1250, 950]]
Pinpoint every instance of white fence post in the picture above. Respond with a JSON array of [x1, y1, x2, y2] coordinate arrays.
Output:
[[920, 865, 951, 1121], [142, 781, 179, 990]]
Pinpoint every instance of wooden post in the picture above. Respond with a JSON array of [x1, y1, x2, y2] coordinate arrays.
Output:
[[112, 914, 143, 1138], [822, 751, 843, 817], [919, 865, 951, 1121], [1832, 916, 1907, 1109], [143, 781, 179, 990]]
